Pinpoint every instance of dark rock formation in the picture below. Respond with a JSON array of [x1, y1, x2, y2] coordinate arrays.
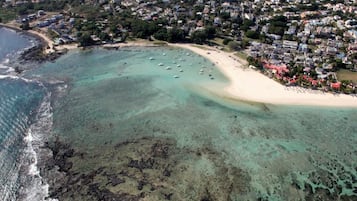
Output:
[[42, 137, 254, 201]]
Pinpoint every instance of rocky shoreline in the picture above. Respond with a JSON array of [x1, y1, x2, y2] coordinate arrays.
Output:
[[19, 44, 66, 64], [0, 24, 66, 72]]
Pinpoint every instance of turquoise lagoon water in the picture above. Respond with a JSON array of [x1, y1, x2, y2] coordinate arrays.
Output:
[[26, 47, 357, 201]]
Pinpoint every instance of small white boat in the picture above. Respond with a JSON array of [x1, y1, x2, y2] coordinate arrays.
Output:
[[166, 66, 171, 70], [200, 69, 204, 72], [158, 63, 164, 66], [179, 69, 183, 72], [163, 53, 166, 56], [177, 64, 181, 67], [149, 57, 154, 60], [173, 75, 179, 78], [186, 53, 190, 56]]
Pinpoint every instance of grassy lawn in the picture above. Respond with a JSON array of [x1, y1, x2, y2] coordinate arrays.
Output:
[[234, 51, 248, 60], [211, 37, 224, 46], [71, 5, 102, 18], [210, 37, 249, 64], [337, 69, 357, 83], [210, 37, 230, 52], [0, 8, 17, 23], [152, 41, 168, 46]]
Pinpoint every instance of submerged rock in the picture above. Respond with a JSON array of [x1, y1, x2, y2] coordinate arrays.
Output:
[[107, 174, 125, 186], [43, 137, 253, 201]]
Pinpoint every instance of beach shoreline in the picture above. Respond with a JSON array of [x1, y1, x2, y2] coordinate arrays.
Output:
[[171, 44, 357, 107], [5, 23, 357, 107], [0, 23, 66, 65]]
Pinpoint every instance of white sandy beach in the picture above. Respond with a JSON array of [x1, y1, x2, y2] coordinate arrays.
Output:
[[27, 29, 80, 53], [172, 44, 357, 107], [27, 30, 55, 53]]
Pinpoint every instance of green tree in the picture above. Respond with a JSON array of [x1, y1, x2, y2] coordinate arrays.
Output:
[[270, 15, 287, 24], [228, 41, 240, 51], [204, 26, 216, 39], [20, 22, 30, 30], [153, 28, 168, 41], [268, 26, 285, 36], [131, 19, 159, 39], [333, 59, 346, 70], [79, 33, 94, 47], [220, 12, 230, 20], [245, 30, 260, 39], [191, 30, 207, 44], [241, 19, 255, 31], [223, 38, 232, 45], [232, 17, 243, 25], [241, 39, 250, 49], [99, 32, 110, 41], [168, 28, 185, 42], [247, 56, 263, 70], [268, 15, 288, 36], [17, 6, 29, 15]]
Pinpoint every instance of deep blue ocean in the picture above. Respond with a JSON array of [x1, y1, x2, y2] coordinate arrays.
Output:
[[0, 27, 48, 201]]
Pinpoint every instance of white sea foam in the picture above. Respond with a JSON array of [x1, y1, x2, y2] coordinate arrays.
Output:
[[24, 130, 40, 176], [0, 58, 16, 78], [0, 73, 36, 84], [20, 93, 58, 201], [0, 74, 18, 79], [0, 62, 11, 69], [3, 58, 10, 64]]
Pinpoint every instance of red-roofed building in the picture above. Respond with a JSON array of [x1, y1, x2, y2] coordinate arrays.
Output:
[[289, 79, 297, 85], [263, 62, 289, 75], [311, 80, 319, 86], [331, 82, 341, 90]]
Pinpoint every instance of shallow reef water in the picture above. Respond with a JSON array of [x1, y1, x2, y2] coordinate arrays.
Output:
[[27, 47, 357, 201]]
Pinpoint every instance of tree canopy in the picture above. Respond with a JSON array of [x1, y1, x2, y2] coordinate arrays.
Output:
[[268, 15, 288, 36], [78, 33, 95, 47], [190, 30, 207, 44], [131, 19, 159, 39], [245, 30, 260, 39]]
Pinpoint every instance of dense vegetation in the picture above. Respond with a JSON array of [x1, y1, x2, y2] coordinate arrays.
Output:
[[268, 15, 288, 36], [0, 0, 67, 22]]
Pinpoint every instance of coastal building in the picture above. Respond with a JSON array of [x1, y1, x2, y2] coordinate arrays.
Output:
[[283, 40, 298, 50]]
